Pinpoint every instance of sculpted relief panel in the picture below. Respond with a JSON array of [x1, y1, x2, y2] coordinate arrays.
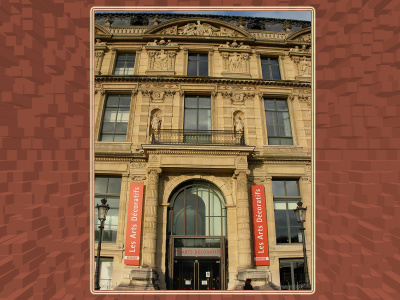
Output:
[[147, 50, 177, 71], [157, 21, 245, 37]]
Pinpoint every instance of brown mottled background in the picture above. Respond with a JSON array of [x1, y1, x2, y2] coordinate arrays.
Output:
[[1, 0, 399, 299]]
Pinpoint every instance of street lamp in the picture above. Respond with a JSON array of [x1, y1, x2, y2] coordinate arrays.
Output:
[[294, 201, 311, 290], [95, 198, 110, 290]]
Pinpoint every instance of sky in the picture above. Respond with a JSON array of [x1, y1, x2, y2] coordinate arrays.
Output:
[[96, 9, 312, 22]]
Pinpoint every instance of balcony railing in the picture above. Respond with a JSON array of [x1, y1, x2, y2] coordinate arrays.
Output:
[[151, 129, 245, 146]]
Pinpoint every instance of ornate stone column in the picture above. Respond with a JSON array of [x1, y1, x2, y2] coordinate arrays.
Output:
[[234, 169, 252, 269], [142, 167, 162, 268]]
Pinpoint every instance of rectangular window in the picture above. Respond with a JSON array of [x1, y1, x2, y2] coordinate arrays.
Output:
[[114, 53, 135, 75], [184, 95, 211, 143], [95, 176, 121, 243], [273, 180, 301, 244], [261, 57, 281, 79], [95, 257, 114, 290], [99, 95, 131, 142], [265, 98, 293, 145], [188, 53, 208, 76], [279, 258, 305, 290]]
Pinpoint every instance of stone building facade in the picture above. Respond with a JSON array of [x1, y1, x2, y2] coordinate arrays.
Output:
[[93, 12, 312, 291]]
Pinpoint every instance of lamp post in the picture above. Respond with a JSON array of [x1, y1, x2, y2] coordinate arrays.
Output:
[[294, 201, 311, 290], [95, 198, 110, 290]]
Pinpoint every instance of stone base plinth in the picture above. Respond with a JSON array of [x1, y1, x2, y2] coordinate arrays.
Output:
[[116, 268, 160, 290], [235, 269, 277, 290]]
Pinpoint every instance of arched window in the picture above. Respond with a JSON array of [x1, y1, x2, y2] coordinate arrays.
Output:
[[167, 181, 226, 237]]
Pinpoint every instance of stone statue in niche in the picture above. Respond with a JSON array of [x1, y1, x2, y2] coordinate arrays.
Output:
[[151, 114, 161, 131], [234, 116, 244, 132]]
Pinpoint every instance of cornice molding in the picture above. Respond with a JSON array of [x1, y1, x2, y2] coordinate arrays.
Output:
[[95, 75, 311, 88]]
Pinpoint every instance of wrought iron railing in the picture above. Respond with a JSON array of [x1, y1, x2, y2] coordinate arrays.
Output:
[[151, 129, 245, 146], [280, 283, 306, 290]]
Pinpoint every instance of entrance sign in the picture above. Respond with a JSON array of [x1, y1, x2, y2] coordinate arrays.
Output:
[[124, 182, 144, 265], [174, 248, 221, 257], [251, 185, 270, 266]]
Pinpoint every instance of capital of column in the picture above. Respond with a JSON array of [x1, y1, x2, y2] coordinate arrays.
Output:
[[147, 168, 162, 175]]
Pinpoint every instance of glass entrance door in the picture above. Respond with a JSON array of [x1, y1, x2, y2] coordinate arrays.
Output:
[[173, 259, 220, 290]]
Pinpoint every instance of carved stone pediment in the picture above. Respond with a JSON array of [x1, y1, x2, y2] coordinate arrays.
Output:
[[285, 27, 311, 43], [145, 18, 252, 38], [95, 23, 111, 36]]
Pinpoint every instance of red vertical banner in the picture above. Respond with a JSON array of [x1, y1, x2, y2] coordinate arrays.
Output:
[[251, 185, 270, 266], [124, 182, 144, 265]]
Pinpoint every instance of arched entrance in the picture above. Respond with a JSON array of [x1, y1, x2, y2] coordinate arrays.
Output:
[[166, 180, 227, 290]]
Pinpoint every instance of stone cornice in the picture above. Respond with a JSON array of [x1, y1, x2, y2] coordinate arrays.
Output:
[[95, 75, 311, 88], [142, 144, 255, 157], [95, 153, 146, 162], [249, 156, 311, 165]]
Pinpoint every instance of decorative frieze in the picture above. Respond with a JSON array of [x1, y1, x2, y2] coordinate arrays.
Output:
[[221, 91, 255, 105], [95, 142, 132, 153], [157, 20, 244, 37], [140, 84, 177, 103]]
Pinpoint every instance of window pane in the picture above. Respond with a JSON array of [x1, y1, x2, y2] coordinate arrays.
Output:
[[276, 100, 288, 111], [198, 97, 211, 108], [107, 178, 121, 194], [287, 201, 298, 210], [95, 177, 108, 194], [188, 60, 197, 76], [198, 110, 211, 130], [277, 112, 292, 137], [276, 227, 289, 243], [184, 110, 197, 130], [272, 181, 285, 196], [274, 210, 288, 227], [268, 138, 281, 145], [103, 110, 117, 122], [286, 181, 299, 196], [288, 209, 298, 225], [172, 192, 184, 235], [280, 138, 293, 145], [266, 111, 277, 137], [106, 96, 119, 107], [264, 100, 275, 110], [271, 65, 281, 79], [274, 201, 286, 210], [199, 61, 208, 76], [290, 226, 301, 243], [262, 64, 271, 79], [100, 134, 114, 142], [119, 96, 131, 106], [185, 97, 197, 108], [113, 134, 126, 142]]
